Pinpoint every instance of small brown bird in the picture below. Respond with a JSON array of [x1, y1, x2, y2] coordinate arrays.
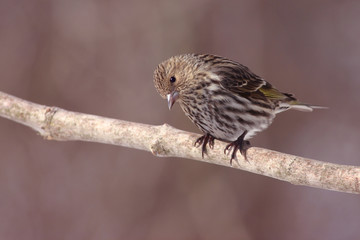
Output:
[[153, 54, 319, 164]]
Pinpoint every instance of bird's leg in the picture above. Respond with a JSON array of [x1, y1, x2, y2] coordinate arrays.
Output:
[[224, 131, 250, 165], [194, 133, 215, 158]]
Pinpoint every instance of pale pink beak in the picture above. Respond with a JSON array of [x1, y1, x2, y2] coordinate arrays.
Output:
[[167, 91, 179, 110]]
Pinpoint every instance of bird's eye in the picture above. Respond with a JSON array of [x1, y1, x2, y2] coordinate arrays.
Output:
[[170, 76, 176, 83]]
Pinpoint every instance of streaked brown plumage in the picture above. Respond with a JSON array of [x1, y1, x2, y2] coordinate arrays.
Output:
[[153, 54, 319, 164]]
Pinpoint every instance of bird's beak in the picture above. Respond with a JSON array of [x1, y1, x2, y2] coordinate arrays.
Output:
[[167, 91, 179, 110]]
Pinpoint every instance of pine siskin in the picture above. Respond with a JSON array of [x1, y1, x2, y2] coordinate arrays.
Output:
[[153, 54, 320, 164]]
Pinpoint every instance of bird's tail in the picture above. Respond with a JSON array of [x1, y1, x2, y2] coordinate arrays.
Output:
[[260, 87, 326, 112], [288, 101, 327, 112]]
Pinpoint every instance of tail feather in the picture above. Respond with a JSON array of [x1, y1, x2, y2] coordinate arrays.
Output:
[[263, 88, 327, 113], [289, 101, 327, 112]]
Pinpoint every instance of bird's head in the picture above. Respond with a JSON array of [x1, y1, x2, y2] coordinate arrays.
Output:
[[153, 54, 200, 110]]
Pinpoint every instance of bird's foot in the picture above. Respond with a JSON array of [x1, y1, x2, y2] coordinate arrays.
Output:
[[224, 131, 250, 165], [194, 133, 215, 158]]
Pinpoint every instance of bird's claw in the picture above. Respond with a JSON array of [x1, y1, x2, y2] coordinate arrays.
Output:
[[224, 131, 250, 165], [194, 134, 215, 158]]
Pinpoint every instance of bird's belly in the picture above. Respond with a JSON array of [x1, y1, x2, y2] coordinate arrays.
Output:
[[181, 101, 275, 142], [202, 119, 271, 142]]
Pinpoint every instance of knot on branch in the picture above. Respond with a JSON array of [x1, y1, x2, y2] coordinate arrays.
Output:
[[41, 107, 59, 139], [149, 123, 179, 157], [150, 137, 169, 157]]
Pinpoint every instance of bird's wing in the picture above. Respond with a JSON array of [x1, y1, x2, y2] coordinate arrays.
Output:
[[217, 64, 266, 93], [217, 63, 298, 105], [258, 83, 296, 101]]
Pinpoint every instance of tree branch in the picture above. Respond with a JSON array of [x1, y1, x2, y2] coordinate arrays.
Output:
[[0, 91, 359, 194]]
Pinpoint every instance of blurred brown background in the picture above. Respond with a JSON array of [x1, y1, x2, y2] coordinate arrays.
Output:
[[1, 0, 360, 239]]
